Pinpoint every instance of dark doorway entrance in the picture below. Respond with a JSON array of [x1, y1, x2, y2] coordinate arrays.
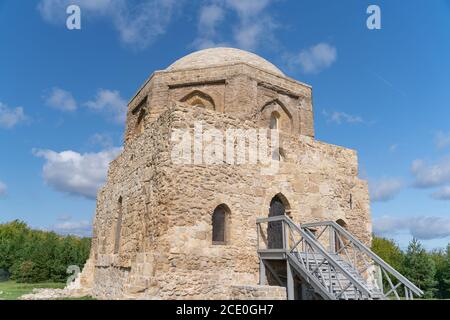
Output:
[[268, 195, 287, 249]]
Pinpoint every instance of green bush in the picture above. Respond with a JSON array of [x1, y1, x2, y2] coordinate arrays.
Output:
[[372, 236, 450, 299], [0, 220, 91, 283]]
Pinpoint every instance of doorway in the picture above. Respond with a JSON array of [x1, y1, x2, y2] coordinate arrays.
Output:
[[267, 195, 288, 249]]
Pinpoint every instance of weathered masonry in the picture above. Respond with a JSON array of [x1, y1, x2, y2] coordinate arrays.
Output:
[[77, 48, 422, 300]]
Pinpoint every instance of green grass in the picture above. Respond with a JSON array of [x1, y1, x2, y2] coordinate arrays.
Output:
[[0, 280, 65, 300]]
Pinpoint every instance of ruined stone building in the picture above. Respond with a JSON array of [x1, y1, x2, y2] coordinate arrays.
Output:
[[77, 48, 422, 300]]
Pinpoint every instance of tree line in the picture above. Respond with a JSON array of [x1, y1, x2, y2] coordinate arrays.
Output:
[[372, 236, 450, 299], [0, 220, 90, 283], [0, 219, 449, 299]]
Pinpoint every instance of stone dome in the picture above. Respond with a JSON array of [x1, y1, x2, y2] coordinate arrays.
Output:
[[167, 47, 284, 76]]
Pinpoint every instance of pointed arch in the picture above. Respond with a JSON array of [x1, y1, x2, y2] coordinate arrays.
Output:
[[180, 90, 215, 110], [261, 99, 293, 121], [336, 219, 347, 229], [267, 193, 291, 249], [260, 99, 294, 134], [134, 108, 146, 135], [270, 111, 280, 130], [271, 193, 291, 214]]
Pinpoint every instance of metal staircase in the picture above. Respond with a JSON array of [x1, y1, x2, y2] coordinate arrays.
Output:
[[256, 216, 424, 300]]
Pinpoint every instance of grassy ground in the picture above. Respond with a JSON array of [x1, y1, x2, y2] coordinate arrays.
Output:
[[0, 280, 65, 300], [0, 280, 95, 300]]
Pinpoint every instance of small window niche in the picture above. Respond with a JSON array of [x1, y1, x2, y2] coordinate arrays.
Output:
[[114, 197, 123, 254], [212, 204, 230, 245]]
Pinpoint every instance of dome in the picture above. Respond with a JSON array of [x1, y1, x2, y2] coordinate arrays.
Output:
[[167, 47, 284, 76]]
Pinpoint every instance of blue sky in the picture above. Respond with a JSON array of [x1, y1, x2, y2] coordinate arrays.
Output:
[[0, 0, 449, 250]]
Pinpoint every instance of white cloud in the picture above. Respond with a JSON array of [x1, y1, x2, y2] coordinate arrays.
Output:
[[33, 147, 122, 199], [51, 215, 92, 237], [373, 216, 450, 240], [290, 43, 337, 74], [84, 89, 127, 124], [432, 186, 450, 201], [435, 131, 450, 149], [193, 0, 276, 51], [233, 21, 267, 51], [389, 144, 398, 153], [44, 87, 77, 112], [226, 0, 275, 51], [38, 0, 183, 50], [193, 4, 227, 49], [411, 157, 450, 188], [114, 0, 182, 50], [226, 0, 271, 17], [369, 178, 404, 202], [199, 4, 225, 36], [322, 110, 364, 125], [0, 181, 6, 196], [0, 102, 26, 129], [88, 133, 114, 149]]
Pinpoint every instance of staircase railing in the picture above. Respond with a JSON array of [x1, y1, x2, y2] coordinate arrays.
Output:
[[302, 221, 424, 300], [257, 215, 373, 300]]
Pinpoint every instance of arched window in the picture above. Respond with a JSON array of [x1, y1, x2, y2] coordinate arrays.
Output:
[[270, 111, 280, 131], [114, 197, 123, 254], [135, 109, 146, 135], [212, 204, 230, 244]]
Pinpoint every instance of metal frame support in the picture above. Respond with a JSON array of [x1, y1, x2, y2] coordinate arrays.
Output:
[[256, 216, 424, 300], [259, 259, 267, 285], [329, 226, 335, 253], [287, 261, 295, 300]]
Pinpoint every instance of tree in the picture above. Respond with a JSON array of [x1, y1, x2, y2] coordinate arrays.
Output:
[[0, 220, 30, 271], [0, 221, 91, 283], [372, 236, 404, 271], [403, 238, 437, 298], [444, 245, 450, 298], [430, 248, 448, 299], [434, 245, 450, 299]]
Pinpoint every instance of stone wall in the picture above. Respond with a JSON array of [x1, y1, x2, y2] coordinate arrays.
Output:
[[124, 63, 314, 144], [229, 285, 286, 300], [83, 103, 371, 299]]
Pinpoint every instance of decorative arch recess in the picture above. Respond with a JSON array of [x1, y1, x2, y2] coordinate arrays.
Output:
[[181, 90, 215, 110], [261, 99, 294, 134]]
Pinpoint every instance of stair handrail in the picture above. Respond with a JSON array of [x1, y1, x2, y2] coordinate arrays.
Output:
[[302, 220, 424, 297], [257, 215, 372, 298]]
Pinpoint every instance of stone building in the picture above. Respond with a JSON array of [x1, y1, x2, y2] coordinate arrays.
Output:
[[78, 48, 374, 300]]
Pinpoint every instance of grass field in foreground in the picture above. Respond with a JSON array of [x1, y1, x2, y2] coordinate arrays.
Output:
[[0, 280, 65, 300]]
